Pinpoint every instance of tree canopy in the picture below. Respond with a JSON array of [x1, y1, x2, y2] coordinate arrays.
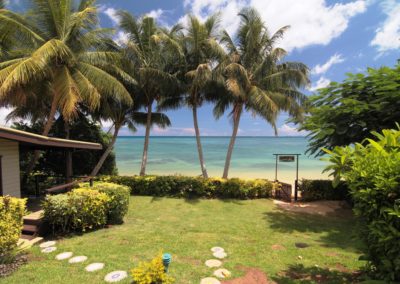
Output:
[[298, 64, 400, 156]]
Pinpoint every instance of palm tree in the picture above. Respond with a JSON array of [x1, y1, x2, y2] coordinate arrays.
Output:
[[215, 8, 309, 179], [117, 11, 181, 176], [0, 0, 133, 175], [158, 15, 226, 178]]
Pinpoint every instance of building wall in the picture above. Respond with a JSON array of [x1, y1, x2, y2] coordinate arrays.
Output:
[[0, 138, 21, 197]]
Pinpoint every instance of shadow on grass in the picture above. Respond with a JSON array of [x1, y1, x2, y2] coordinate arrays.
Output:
[[263, 209, 362, 251], [271, 264, 364, 283]]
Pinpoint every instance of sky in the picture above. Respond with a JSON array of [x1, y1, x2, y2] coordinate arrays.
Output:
[[1, 0, 400, 136]]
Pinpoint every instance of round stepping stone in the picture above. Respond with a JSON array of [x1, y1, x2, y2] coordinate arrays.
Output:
[[212, 251, 227, 259], [40, 241, 56, 248], [69, 256, 88, 263], [41, 247, 57, 253], [85, 263, 105, 272], [211, 247, 224, 253], [104, 271, 128, 282], [205, 259, 222, 268], [55, 252, 73, 260], [200, 277, 221, 284], [214, 268, 232, 279]]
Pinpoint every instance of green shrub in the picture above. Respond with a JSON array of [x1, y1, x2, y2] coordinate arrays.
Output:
[[80, 182, 130, 224], [299, 179, 350, 201], [131, 253, 174, 284], [43, 188, 109, 234], [99, 175, 273, 199], [0, 196, 26, 263], [325, 128, 400, 281]]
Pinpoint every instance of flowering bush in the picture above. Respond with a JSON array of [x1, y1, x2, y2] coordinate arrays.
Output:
[[131, 253, 174, 284]]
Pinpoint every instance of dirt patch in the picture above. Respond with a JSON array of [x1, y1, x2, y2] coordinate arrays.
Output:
[[174, 255, 201, 266], [222, 267, 276, 284], [273, 200, 352, 217], [334, 263, 350, 273], [326, 251, 339, 257], [271, 244, 285, 251]]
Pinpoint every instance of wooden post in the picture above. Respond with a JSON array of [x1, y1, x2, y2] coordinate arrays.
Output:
[[295, 155, 299, 201]]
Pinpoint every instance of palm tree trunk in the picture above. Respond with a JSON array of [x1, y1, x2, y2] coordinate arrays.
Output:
[[192, 106, 208, 178], [65, 121, 73, 183], [140, 103, 152, 176], [222, 104, 242, 179], [23, 96, 59, 181], [91, 124, 121, 177]]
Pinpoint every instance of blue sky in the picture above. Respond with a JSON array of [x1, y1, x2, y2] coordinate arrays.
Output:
[[2, 0, 400, 136]]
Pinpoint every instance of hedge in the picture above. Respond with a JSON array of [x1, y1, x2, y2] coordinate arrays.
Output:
[[0, 196, 26, 262], [324, 128, 400, 280], [299, 179, 350, 201], [43, 189, 109, 234], [79, 182, 130, 224], [99, 175, 274, 199]]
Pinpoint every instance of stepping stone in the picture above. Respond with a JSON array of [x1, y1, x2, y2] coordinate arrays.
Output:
[[200, 277, 221, 284], [213, 251, 227, 259], [40, 241, 56, 248], [104, 271, 128, 282], [205, 259, 222, 268], [211, 247, 224, 253], [85, 263, 105, 272], [69, 256, 88, 263], [55, 252, 73, 260], [213, 268, 232, 279], [295, 242, 310, 248], [41, 247, 57, 253]]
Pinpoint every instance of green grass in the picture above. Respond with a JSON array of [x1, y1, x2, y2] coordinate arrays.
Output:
[[2, 197, 367, 283]]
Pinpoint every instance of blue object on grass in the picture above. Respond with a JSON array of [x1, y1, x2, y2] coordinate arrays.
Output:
[[162, 253, 172, 272]]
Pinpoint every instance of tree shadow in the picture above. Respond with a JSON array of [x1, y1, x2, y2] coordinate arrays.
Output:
[[263, 208, 363, 251], [271, 264, 365, 283]]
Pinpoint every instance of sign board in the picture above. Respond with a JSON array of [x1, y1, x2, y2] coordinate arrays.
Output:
[[279, 155, 295, 162]]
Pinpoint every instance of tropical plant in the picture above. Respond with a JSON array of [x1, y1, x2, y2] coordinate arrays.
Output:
[[0, 0, 133, 175], [214, 7, 309, 178], [296, 64, 400, 156], [117, 11, 181, 176], [158, 14, 226, 178], [323, 127, 400, 281]]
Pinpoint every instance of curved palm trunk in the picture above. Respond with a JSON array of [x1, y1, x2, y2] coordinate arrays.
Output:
[[140, 103, 152, 176], [65, 121, 73, 183], [222, 104, 243, 179], [91, 124, 121, 177], [24, 95, 59, 181], [192, 106, 208, 178]]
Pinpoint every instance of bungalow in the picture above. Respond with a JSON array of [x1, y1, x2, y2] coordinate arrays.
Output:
[[0, 126, 102, 197]]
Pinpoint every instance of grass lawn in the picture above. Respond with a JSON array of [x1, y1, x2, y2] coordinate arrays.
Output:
[[2, 197, 366, 284]]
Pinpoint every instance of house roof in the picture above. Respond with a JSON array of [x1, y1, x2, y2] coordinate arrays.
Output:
[[0, 126, 102, 150]]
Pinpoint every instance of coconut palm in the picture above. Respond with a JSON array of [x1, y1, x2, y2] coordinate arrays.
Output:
[[117, 11, 181, 176], [158, 15, 226, 178], [215, 8, 309, 178], [0, 0, 133, 176], [0, 0, 132, 135]]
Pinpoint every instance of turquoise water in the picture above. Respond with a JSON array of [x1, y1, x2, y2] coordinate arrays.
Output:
[[114, 136, 328, 181]]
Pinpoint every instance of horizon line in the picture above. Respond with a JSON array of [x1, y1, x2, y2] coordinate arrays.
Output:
[[117, 135, 307, 138]]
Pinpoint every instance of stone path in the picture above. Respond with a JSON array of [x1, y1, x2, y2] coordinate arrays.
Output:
[[201, 247, 232, 284], [40, 240, 127, 282]]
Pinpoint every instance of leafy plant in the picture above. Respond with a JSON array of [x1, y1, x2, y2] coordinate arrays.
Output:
[[297, 65, 400, 156], [324, 127, 400, 280], [80, 182, 130, 224], [0, 196, 26, 264], [131, 253, 174, 284], [99, 175, 274, 199], [43, 188, 109, 234]]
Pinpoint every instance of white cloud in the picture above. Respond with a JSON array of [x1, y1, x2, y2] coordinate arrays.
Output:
[[309, 76, 331, 91], [183, 0, 367, 51], [100, 6, 120, 25], [146, 9, 164, 19], [277, 124, 307, 136], [312, 53, 345, 75], [371, 0, 400, 53], [0, 107, 12, 127], [152, 126, 196, 136]]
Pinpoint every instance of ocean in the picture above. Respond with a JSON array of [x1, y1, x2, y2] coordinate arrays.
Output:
[[114, 136, 329, 183]]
